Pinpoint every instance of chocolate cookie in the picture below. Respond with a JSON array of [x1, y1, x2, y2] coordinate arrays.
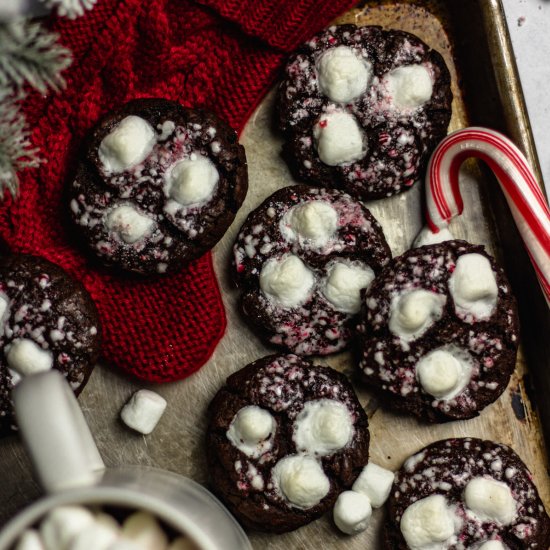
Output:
[[206, 354, 370, 533], [358, 240, 519, 422], [69, 98, 248, 275], [0, 254, 100, 435], [276, 24, 452, 200], [233, 185, 391, 355], [385, 438, 550, 549]]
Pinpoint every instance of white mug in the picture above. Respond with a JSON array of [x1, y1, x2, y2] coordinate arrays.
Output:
[[0, 370, 251, 550]]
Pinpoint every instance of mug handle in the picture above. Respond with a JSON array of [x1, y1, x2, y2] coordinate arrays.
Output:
[[13, 370, 105, 494]]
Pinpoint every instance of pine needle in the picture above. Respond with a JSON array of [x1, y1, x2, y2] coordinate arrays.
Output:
[[40, 0, 98, 20]]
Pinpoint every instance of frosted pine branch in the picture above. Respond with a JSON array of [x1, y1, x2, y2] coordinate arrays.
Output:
[[0, 20, 71, 94], [0, 89, 41, 199], [40, 0, 97, 19]]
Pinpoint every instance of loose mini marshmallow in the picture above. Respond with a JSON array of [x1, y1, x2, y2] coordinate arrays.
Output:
[[226, 405, 276, 458], [449, 253, 498, 320], [99, 116, 156, 173], [282, 201, 339, 247], [384, 64, 433, 110], [120, 512, 168, 550], [167, 155, 219, 206], [333, 490, 372, 535], [389, 289, 446, 341], [322, 261, 375, 314], [317, 46, 371, 103], [14, 530, 45, 550], [400, 495, 458, 549], [120, 389, 167, 435], [352, 462, 395, 508], [464, 477, 517, 525], [293, 399, 353, 456], [272, 455, 330, 509], [168, 538, 197, 550], [478, 542, 506, 550], [313, 111, 366, 166], [40, 506, 95, 550], [260, 255, 315, 308], [412, 226, 455, 248], [416, 346, 473, 400], [105, 205, 155, 244], [6, 338, 53, 376], [67, 520, 119, 550]]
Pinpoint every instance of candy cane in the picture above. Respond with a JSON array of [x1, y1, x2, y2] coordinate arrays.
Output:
[[424, 127, 550, 305]]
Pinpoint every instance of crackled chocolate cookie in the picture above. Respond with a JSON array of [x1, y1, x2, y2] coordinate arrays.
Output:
[[70, 98, 247, 275], [385, 438, 550, 549], [233, 185, 391, 355], [206, 354, 370, 533], [277, 24, 452, 199], [358, 240, 519, 422], [0, 254, 100, 435]]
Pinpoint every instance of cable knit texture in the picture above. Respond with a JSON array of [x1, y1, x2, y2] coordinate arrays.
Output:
[[0, 0, 356, 382]]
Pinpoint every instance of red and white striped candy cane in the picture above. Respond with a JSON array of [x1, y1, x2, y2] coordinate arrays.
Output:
[[425, 127, 550, 305]]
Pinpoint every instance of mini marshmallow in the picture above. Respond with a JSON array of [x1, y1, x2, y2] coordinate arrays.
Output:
[[293, 399, 353, 456], [40, 506, 95, 550], [272, 455, 330, 509], [282, 200, 339, 247], [67, 520, 119, 550], [260, 254, 315, 308], [317, 46, 371, 103], [352, 462, 395, 508], [384, 64, 433, 110], [167, 155, 219, 206], [416, 346, 473, 400], [226, 405, 276, 458], [99, 116, 156, 173], [464, 477, 517, 525], [333, 490, 372, 535], [313, 111, 366, 166], [400, 495, 458, 549], [168, 538, 197, 550], [449, 253, 498, 320], [106, 205, 155, 244], [478, 541, 506, 550], [322, 261, 375, 314], [120, 389, 167, 435], [412, 226, 455, 248], [389, 289, 446, 341], [120, 512, 168, 550], [14, 530, 45, 550], [107, 540, 145, 550], [6, 338, 53, 376]]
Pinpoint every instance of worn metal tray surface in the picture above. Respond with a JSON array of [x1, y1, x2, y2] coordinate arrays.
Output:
[[0, 0, 548, 548]]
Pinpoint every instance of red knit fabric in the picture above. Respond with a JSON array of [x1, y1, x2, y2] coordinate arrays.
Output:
[[0, 0, 356, 382]]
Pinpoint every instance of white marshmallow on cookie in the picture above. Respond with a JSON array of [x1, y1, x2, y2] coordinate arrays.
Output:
[[281, 200, 339, 247], [477, 541, 507, 550], [352, 462, 395, 508], [333, 490, 372, 535], [384, 64, 433, 110], [14, 530, 45, 550], [167, 155, 219, 207], [120, 389, 167, 435], [5, 338, 53, 376], [389, 289, 446, 341], [105, 205, 155, 244], [119, 511, 168, 550], [400, 494, 459, 549], [272, 455, 330, 509], [293, 399, 353, 456], [449, 253, 498, 320], [259, 254, 315, 308], [316, 46, 371, 103], [322, 261, 375, 314], [313, 111, 366, 166], [0, 292, 9, 326], [226, 405, 276, 458], [99, 116, 156, 174], [40, 506, 95, 550], [464, 477, 517, 525]]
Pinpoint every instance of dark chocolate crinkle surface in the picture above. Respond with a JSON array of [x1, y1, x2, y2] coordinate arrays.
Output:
[[206, 354, 370, 533], [277, 24, 452, 200], [385, 438, 550, 549], [232, 185, 391, 356], [0, 253, 100, 435], [358, 240, 519, 423], [70, 98, 248, 275]]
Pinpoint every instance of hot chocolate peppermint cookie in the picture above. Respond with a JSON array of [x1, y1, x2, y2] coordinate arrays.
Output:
[[70, 98, 247, 275], [0, 254, 100, 435], [233, 185, 391, 355], [206, 354, 370, 533], [385, 438, 550, 549], [358, 240, 519, 422], [277, 24, 452, 199]]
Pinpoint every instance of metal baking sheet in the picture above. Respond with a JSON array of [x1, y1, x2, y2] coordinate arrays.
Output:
[[0, 1, 548, 548]]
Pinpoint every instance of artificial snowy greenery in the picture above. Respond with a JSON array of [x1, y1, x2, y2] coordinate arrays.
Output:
[[40, 0, 97, 20]]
